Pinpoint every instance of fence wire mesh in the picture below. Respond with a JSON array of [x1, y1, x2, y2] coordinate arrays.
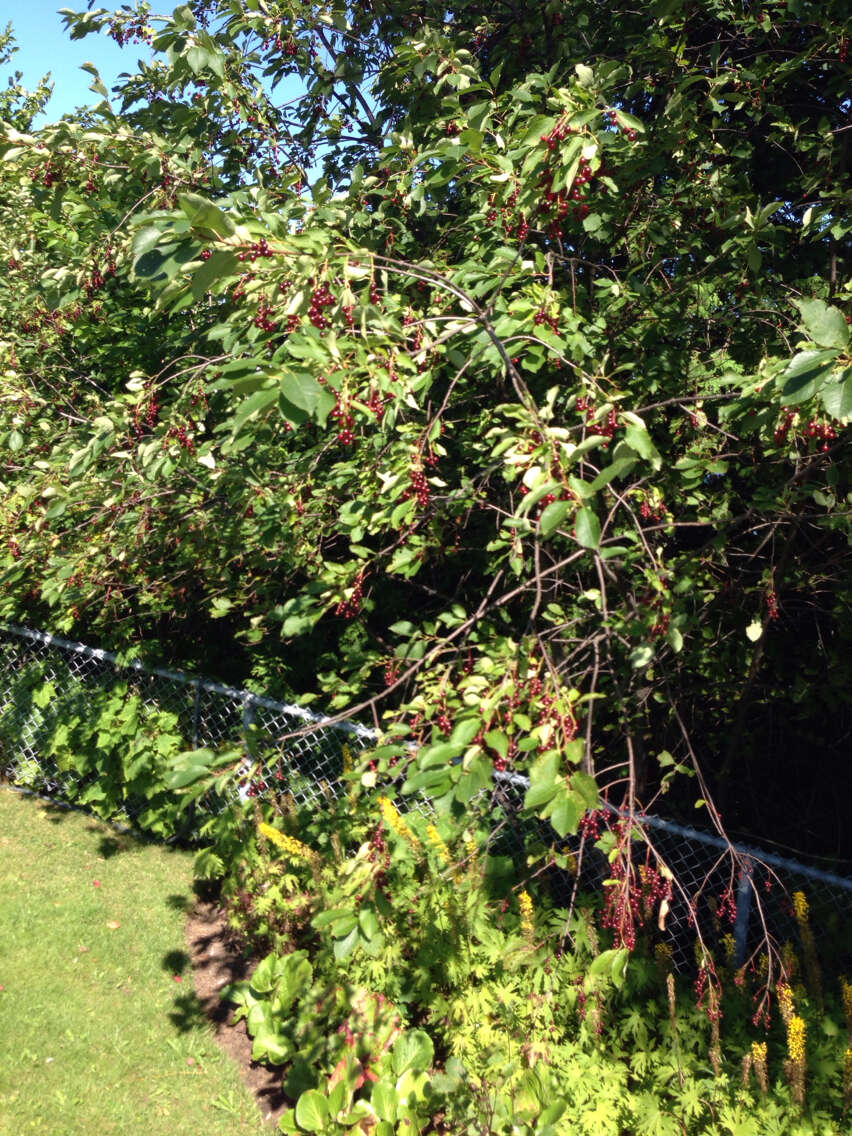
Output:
[[1, 622, 850, 975]]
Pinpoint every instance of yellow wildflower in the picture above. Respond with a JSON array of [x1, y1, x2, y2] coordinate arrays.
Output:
[[843, 1046, 852, 1105], [426, 823, 450, 863], [777, 982, 795, 1025], [379, 796, 421, 850], [258, 822, 317, 863], [787, 1015, 806, 1064], [519, 889, 535, 945], [792, 890, 809, 924]]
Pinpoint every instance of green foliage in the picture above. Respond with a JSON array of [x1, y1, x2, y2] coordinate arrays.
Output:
[[2, 1, 852, 1132]]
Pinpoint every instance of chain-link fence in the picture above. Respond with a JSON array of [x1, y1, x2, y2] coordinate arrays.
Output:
[[1, 622, 850, 975]]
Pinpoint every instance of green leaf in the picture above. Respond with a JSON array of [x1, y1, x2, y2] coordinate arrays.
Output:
[[819, 369, 852, 423], [178, 192, 236, 238], [295, 1089, 330, 1133], [228, 384, 278, 438], [548, 792, 581, 838], [392, 1030, 434, 1076], [539, 499, 571, 537], [332, 924, 360, 961], [630, 644, 655, 669], [279, 372, 337, 427], [484, 730, 509, 759], [371, 1080, 398, 1124], [191, 250, 240, 298], [796, 298, 850, 350], [779, 349, 838, 405], [574, 507, 601, 549]]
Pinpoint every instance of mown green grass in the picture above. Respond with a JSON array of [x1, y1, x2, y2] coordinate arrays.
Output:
[[0, 788, 265, 1135]]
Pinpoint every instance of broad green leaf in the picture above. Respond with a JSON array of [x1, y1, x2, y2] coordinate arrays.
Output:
[[779, 349, 838, 405], [574, 507, 601, 549], [819, 369, 852, 423], [371, 1080, 398, 1124], [279, 371, 337, 427], [178, 192, 236, 238], [391, 1029, 434, 1076], [539, 499, 571, 537], [796, 298, 849, 350], [295, 1089, 330, 1133]]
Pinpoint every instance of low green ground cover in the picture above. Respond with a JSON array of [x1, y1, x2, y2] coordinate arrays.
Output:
[[0, 787, 264, 1135]]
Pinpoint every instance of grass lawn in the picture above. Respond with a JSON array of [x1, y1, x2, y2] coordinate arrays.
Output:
[[0, 787, 265, 1135]]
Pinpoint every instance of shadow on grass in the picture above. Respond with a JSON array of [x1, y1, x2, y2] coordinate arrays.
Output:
[[168, 989, 212, 1033], [163, 947, 192, 975]]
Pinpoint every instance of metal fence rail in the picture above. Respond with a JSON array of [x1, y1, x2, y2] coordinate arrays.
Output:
[[1, 622, 850, 975]]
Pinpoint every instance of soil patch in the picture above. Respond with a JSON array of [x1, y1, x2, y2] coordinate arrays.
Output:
[[185, 901, 289, 1127]]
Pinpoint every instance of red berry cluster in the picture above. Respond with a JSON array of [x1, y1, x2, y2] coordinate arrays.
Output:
[[639, 499, 668, 522], [533, 307, 560, 333], [331, 397, 355, 445], [839, 36, 848, 63], [253, 300, 278, 332], [166, 423, 196, 454], [335, 570, 366, 619], [804, 416, 838, 450], [309, 282, 336, 329], [238, 238, 274, 263], [774, 409, 840, 451], [694, 966, 723, 1021], [406, 467, 431, 508], [577, 398, 620, 446], [130, 390, 161, 438], [766, 590, 779, 621], [365, 388, 389, 419], [605, 109, 637, 141], [601, 843, 673, 951]]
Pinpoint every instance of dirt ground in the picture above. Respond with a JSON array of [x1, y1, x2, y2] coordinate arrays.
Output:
[[185, 902, 290, 1127]]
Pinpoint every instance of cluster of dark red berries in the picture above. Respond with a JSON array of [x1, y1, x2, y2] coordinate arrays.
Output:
[[130, 392, 161, 439], [166, 424, 196, 454], [335, 571, 366, 619], [238, 238, 275, 263], [694, 966, 722, 1022], [108, 18, 152, 46], [601, 853, 673, 952], [605, 109, 637, 142], [406, 467, 431, 508], [577, 397, 620, 445], [766, 590, 780, 621], [774, 410, 839, 451], [7, 257, 21, 271], [579, 808, 604, 841], [533, 308, 560, 333], [308, 282, 336, 329], [650, 612, 671, 639], [839, 36, 848, 63], [365, 389, 389, 420], [253, 300, 278, 332], [639, 499, 668, 521], [331, 398, 355, 445]]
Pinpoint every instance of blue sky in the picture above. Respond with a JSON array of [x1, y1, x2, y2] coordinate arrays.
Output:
[[4, 1, 148, 121]]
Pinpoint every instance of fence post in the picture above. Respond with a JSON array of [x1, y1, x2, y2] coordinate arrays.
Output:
[[734, 855, 754, 966]]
